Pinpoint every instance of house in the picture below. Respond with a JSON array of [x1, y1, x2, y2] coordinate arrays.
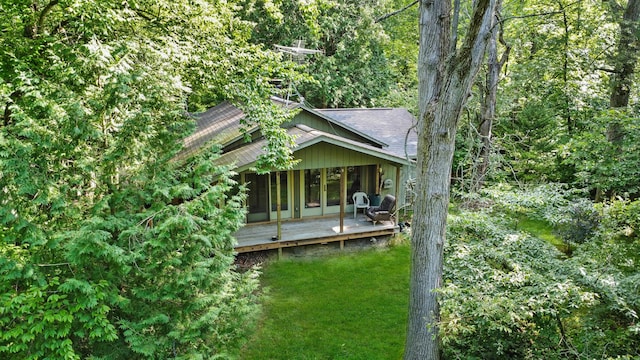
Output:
[[180, 97, 417, 253]]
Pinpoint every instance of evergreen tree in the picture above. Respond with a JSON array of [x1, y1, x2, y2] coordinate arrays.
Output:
[[0, 0, 295, 358]]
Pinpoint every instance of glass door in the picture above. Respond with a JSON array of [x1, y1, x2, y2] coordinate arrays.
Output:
[[270, 171, 291, 220], [245, 173, 269, 223], [325, 167, 342, 207], [302, 169, 322, 217]]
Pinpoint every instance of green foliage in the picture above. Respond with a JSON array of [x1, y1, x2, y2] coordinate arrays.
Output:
[[442, 189, 640, 358], [481, 183, 575, 221], [563, 109, 640, 197], [478, 0, 619, 187], [0, 0, 298, 358], [564, 199, 640, 356], [443, 211, 597, 358], [237, 0, 396, 108], [554, 198, 600, 252]]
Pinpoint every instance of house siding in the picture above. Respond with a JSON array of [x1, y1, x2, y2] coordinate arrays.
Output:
[[291, 142, 390, 170], [288, 112, 378, 146]]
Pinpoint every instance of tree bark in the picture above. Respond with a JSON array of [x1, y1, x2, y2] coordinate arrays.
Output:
[[608, 0, 640, 143], [473, 3, 508, 192], [597, 0, 640, 201], [404, 0, 497, 359]]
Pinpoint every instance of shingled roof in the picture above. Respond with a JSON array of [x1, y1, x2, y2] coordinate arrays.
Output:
[[176, 102, 250, 160], [316, 108, 418, 159], [176, 100, 418, 167]]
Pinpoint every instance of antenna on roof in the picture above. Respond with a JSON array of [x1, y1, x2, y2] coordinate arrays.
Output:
[[274, 40, 322, 105], [274, 39, 322, 64]]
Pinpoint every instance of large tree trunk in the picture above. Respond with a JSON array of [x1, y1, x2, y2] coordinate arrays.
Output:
[[608, 0, 640, 142], [597, 0, 640, 201], [404, 0, 497, 359]]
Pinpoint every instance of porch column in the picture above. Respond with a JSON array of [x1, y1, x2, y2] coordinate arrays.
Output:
[[395, 166, 401, 203], [339, 167, 345, 233], [276, 171, 282, 240], [395, 166, 401, 221]]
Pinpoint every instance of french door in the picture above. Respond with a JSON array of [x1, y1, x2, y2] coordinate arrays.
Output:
[[245, 172, 291, 223]]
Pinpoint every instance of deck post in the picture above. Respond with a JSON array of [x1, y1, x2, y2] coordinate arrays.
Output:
[[276, 171, 282, 240], [395, 166, 401, 226], [339, 167, 346, 233], [376, 164, 381, 194]]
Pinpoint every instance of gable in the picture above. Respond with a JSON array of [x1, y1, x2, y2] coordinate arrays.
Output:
[[291, 142, 396, 170], [213, 124, 409, 173], [176, 98, 416, 168], [317, 108, 418, 159], [284, 108, 387, 148]]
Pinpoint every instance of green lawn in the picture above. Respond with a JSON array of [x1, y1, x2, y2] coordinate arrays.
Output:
[[516, 216, 565, 251], [239, 243, 411, 360]]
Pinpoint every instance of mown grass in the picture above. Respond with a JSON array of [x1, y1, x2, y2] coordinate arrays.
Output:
[[239, 243, 411, 360], [239, 214, 564, 359], [516, 216, 565, 251]]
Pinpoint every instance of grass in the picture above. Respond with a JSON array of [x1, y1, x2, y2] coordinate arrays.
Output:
[[238, 214, 565, 359], [515, 216, 567, 252], [239, 243, 411, 360]]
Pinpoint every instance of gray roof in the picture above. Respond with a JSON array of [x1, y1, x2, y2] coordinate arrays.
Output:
[[214, 124, 409, 173], [316, 108, 418, 159], [299, 105, 387, 147], [175, 100, 418, 167], [177, 102, 249, 160], [178, 97, 298, 160]]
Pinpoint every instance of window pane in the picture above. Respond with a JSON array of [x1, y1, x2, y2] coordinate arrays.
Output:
[[326, 167, 341, 206], [305, 169, 321, 208], [347, 166, 362, 204], [270, 172, 288, 211], [245, 173, 267, 214]]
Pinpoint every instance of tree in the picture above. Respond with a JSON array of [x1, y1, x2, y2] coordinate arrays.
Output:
[[472, 0, 509, 192], [487, 0, 612, 186], [236, 0, 395, 108], [404, 0, 498, 358], [0, 0, 295, 358], [598, 0, 640, 200]]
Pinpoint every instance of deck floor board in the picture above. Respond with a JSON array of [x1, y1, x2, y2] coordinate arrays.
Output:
[[234, 214, 396, 253]]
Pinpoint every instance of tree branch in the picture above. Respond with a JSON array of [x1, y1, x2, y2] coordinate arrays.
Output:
[[25, 0, 59, 38], [451, 0, 461, 53], [596, 66, 618, 73], [37, 262, 71, 267], [37, 0, 59, 35], [375, 0, 419, 23], [497, 15, 511, 69], [500, 1, 581, 24]]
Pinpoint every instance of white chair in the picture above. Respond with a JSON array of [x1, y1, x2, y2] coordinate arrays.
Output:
[[352, 192, 370, 219]]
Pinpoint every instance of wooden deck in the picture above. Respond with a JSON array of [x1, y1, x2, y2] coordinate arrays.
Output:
[[234, 214, 397, 253]]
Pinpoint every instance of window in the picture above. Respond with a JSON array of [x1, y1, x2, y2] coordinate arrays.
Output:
[[326, 167, 341, 206], [245, 173, 267, 214], [270, 172, 288, 211], [304, 169, 321, 208]]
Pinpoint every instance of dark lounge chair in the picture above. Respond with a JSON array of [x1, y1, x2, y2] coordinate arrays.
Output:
[[365, 194, 396, 225]]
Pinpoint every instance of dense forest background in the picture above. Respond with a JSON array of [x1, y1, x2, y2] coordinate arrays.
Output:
[[1, 0, 638, 358]]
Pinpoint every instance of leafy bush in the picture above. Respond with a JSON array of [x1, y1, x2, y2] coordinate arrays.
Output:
[[553, 198, 600, 254], [0, 152, 261, 359], [481, 183, 573, 221], [564, 199, 640, 356], [563, 109, 640, 198], [441, 194, 640, 358], [441, 210, 597, 358]]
